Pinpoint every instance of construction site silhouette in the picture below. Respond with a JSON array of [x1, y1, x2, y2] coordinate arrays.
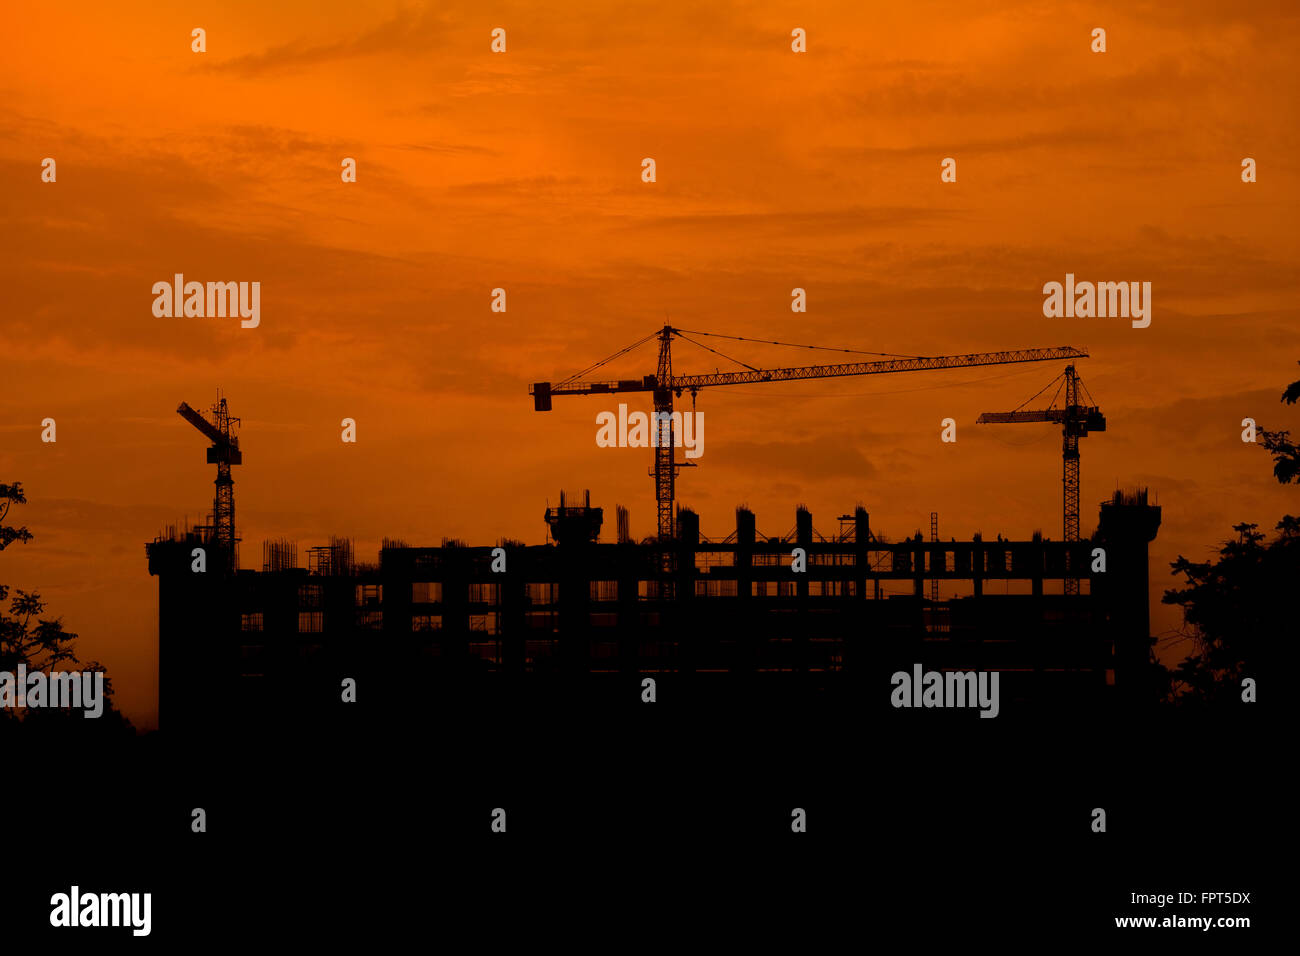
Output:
[[150, 342, 1164, 737]]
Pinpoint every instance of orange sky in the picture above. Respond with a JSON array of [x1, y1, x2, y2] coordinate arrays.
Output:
[[2, 1, 1297, 729]]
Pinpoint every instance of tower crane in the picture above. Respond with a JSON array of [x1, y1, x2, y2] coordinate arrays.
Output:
[[531, 325, 1088, 539], [177, 394, 242, 569], [976, 365, 1104, 595]]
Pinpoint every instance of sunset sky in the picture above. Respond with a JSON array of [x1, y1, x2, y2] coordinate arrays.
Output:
[[2, 1, 1297, 729]]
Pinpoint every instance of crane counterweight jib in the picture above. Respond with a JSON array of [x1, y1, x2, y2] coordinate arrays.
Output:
[[977, 408, 1105, 432], [978, 409, 1066, 424]]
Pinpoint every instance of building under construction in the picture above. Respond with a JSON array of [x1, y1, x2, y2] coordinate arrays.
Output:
[[147, 488, 1163, 730], [148, 360, 1159, 730]]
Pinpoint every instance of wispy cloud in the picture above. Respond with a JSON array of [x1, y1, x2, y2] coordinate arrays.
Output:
[[209, 7, 453, 77]]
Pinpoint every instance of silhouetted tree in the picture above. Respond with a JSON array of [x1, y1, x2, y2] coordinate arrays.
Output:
[[0, 482, 134, 733], [1161, 365, 1299, 703], [1257, 361, 1300, 484], [0, 483, 33, 552]]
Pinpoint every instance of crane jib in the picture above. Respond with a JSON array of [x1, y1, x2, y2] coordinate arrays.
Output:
[[530, 346, 1087, 408]]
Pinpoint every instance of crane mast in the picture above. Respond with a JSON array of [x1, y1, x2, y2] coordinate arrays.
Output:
[[532, 325, 1089, 541], [1063, 367, 1082, 548], [653, 327, 677, 542], [177, 395, 242, 570]]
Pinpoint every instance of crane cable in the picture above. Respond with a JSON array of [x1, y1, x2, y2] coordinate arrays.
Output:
[[554, 330, 660, 387], [720, 363, 1049, 398], [1010, 371, 1066, 414], [674, 331, 761, 373], [1078, 376, 1099, 408], [672, 327, 927, 360]]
